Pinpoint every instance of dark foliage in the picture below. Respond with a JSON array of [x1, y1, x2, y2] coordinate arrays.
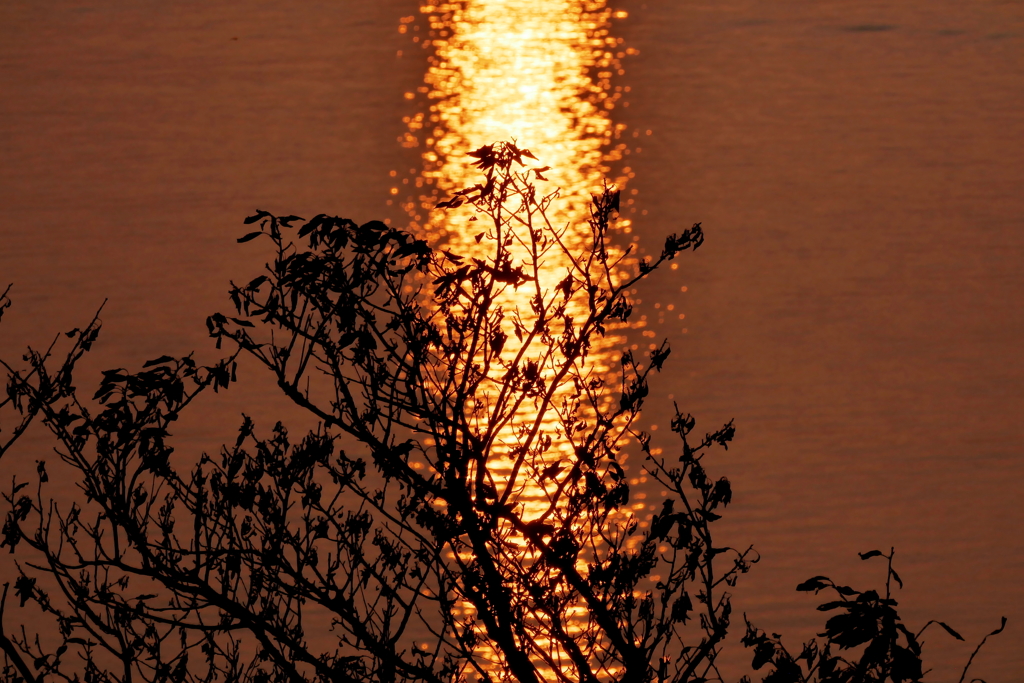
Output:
[[740, 549, 1006, 683], [0, 143, 1004, 683]]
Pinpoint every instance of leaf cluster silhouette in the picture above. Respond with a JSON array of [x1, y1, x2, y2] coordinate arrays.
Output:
[[0, 143, 1004, 683]]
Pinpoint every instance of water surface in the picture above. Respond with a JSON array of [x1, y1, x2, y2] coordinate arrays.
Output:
[[1, 0, 1021, 678]]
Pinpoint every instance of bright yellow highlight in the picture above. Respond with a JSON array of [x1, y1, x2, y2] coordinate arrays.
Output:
[[408, 0, 632, 249], [401, 2, 638, 680]]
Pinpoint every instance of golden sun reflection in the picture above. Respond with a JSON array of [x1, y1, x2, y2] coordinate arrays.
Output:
[[398, 2, 646, 679], [399, 0, 638, 245]]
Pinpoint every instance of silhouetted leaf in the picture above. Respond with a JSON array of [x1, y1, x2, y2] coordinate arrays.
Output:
[[442, 250, 464, 264], [540, 462, 563, 481], [14, 574, 35, 606], [817, 601, 848, 612], [934, 621, 964, 641], [247, 275, 269, 290], [823, 611, 876, 649], [890, 643, 923, 682], [524, 520, 555, 537], [243, 210, 270, 224], [751, 638, 774, 670]]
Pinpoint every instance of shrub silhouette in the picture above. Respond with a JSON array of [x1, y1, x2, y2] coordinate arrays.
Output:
[[740, 548, 1006, 683], [0, 142, 1004, 683]]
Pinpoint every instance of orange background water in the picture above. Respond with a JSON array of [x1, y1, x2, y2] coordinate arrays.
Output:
[[0, 0, 1021, 679]]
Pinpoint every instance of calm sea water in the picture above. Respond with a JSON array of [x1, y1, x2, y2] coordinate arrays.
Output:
[[1, 0, 1021, 679]]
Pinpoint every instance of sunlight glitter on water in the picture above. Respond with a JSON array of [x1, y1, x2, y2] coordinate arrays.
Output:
[[403, 0, 634, 246], [399, 2, 645, 679], [406, 0, 640, 514]]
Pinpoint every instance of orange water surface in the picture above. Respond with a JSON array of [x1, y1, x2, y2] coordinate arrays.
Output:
[[1, 0, 1021, 679]]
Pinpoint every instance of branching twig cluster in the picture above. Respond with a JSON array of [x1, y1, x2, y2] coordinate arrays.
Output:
[[0, 143, 1002, 683]]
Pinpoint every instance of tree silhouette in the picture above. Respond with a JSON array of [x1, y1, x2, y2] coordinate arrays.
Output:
[[739, 548, 1007, 683], [0, 142, 1004, 683]]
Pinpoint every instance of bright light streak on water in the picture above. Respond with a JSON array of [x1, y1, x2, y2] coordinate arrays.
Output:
[[399, 2, 647, 679]]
